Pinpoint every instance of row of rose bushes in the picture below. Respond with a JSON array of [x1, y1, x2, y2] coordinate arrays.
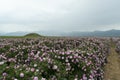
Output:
[[114, 38, 120, 54], [0, 37, 109, 80]]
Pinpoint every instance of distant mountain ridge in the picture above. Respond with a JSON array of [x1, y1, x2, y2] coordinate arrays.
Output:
[[67, 29, 120, 37], [0, 29, 120, 37]]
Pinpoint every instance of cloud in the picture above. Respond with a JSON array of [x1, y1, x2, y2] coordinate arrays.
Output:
[[0, 0, 120, 32]]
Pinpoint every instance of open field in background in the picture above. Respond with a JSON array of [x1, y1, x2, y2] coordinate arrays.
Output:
[[0, 35, 120, 80]]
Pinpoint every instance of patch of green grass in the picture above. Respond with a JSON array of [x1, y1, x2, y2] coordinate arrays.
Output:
[[0, 33, 44, 38], [24, 33, 42, 38], [0, 36, 23, 38]]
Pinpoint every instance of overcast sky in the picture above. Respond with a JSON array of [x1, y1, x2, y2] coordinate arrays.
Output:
[[0, 0, 120, 32]]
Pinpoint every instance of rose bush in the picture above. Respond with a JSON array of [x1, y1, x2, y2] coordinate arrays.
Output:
[[0, 37, 109, 80]]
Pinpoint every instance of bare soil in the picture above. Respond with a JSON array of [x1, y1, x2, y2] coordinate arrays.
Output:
[[104, 43, 120, 80]]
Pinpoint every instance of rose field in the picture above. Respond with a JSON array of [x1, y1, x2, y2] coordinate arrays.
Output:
[[0, 37, 119, 80]]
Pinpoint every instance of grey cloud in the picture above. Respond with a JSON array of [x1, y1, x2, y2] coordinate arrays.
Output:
[[0, 0, 120, 32]]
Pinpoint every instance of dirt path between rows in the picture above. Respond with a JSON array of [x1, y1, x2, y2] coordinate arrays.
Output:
[[104, 43, 120, 80]]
